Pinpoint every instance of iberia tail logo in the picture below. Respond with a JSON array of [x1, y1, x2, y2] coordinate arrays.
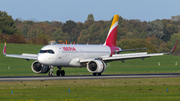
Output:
[[104, 15, 119, 47]]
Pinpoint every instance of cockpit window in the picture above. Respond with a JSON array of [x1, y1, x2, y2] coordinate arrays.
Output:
[[39, 50, 55, 54]]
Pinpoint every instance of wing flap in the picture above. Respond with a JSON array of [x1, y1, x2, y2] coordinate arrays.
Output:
[[22, 53, 38, 57]]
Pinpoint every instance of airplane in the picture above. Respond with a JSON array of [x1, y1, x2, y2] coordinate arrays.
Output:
[[3, 15, 178, 76]]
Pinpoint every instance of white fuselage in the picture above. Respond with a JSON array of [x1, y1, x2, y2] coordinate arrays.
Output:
[[37, 44, 111, 67]]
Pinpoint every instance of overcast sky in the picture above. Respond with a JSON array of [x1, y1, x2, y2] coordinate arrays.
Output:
[[0, 0, 180, 22]]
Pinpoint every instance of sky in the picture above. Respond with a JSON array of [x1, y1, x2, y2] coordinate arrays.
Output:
[[0, 0, 180, 23]]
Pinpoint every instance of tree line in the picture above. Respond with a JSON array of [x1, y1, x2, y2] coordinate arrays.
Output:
[[1, 11, 180, 53]]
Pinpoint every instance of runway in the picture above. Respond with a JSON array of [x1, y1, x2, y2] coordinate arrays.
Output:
[[0, 73, 180, 81]]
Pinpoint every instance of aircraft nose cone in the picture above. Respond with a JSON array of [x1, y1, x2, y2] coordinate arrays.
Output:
[[37, 54, 45, 64], [37, 54, 54, 65]]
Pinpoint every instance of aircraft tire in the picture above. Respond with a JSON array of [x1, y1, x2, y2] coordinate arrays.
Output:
[[61, 70, 65, 76], [98, 73, 101, 76], [56, 70, 60, 76], [93, 73, 97, 76]]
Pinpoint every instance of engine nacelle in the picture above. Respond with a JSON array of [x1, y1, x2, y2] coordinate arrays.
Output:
[[31, 61, 50, 73], [87, 60, 106, 73]]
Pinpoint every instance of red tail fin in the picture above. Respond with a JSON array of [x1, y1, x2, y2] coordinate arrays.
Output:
[[104, 15, 119, 47]]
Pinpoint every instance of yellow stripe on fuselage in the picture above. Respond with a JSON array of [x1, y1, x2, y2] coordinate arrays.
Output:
[[110, 15, 119, 29]]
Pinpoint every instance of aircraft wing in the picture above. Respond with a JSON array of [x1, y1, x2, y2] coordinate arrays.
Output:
[[5, 53, 37, 60], [102, 52, 163, 62], [79, 52, 163, 63], [3, 42, 37, 60], [80, 40, 178, 63]]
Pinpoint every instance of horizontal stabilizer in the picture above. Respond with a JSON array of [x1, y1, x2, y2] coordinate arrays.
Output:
[[112, 52, 147, 57], [117, 48, 147, 53]]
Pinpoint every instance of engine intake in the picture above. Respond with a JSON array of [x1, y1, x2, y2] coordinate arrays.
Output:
[[87, 60, 106, 73], [31, 61, 50, 73]]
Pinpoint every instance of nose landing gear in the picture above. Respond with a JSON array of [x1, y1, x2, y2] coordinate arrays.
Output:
[[48, 66, 54, 76]]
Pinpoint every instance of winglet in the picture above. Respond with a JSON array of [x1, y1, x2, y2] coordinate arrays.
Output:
[[171, 40, 178, 53], [3, 42, 6, 55], [165, 40, 178, 54]]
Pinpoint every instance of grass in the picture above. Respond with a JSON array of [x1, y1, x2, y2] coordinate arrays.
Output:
[[0, 43, 180, 76], [0, 77, 180, 101], [0, 43, 180, 100]]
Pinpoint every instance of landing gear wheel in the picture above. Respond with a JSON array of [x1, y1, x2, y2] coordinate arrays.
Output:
[[48, 66, 54, 76], [48, 72, 53, 76], [61, 70, 65, 76], [93, 73, 97, 76], [98, 73, 101, 76], [56, 70, 60, 76]]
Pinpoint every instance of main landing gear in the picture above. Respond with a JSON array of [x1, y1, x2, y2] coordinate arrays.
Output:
[[56, 66, 65, 76], [48, 66, 65, 76]]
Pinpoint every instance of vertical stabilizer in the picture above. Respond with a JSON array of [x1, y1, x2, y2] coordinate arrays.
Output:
[[104, 15, 119, 47]]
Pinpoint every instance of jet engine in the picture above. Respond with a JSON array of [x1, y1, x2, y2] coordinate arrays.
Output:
[[31, 61, 50, 73], [87, 60, 106, 73]]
